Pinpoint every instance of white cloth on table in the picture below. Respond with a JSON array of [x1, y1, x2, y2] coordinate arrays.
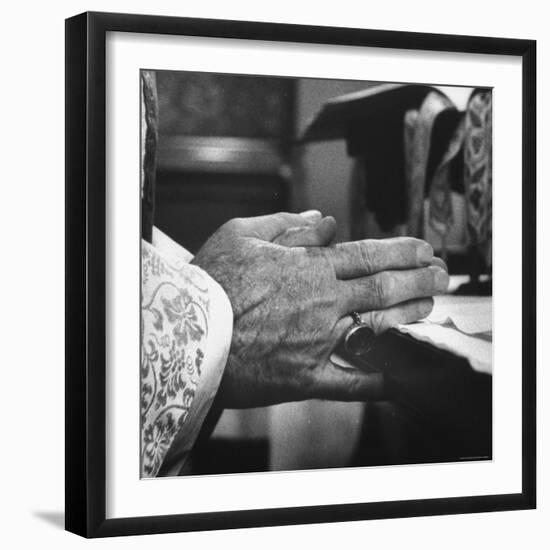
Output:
[[397, 295, 492, 375]]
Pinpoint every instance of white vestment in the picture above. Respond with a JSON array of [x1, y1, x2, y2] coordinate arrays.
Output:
[[140, 228, 233, 477]]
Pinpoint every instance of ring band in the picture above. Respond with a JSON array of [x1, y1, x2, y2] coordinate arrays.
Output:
[[344, 311, 376, 356], [350, 311, 363, 326]]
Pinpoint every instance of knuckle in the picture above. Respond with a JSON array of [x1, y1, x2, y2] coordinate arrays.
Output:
[[373, 272, 393, 305], [222, 218, 243, 233], [317, 247, 338, 278], [229, 217, 256, 238], [358, 242, 375, 273]]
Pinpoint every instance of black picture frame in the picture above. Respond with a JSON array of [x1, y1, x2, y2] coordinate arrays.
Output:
[[65, 11, 536, 538]]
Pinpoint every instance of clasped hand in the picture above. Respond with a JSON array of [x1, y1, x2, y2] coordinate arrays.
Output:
[[192, 211, 448, 408]]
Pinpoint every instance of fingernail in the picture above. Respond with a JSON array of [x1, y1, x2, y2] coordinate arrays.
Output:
[[431, 256, 448, 272], [430, 266, 449, 293], [299, 210, 322, 222], [416, 242, 433, 264]]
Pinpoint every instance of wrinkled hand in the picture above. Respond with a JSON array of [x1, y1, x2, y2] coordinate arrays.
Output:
[[192, 212, 448, 408]]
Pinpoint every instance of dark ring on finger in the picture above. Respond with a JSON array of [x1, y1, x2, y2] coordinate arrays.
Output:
[[344, 312, 376, 356]]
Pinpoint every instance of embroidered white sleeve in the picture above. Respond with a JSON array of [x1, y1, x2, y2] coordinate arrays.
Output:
[[140, 232, 233, 478]]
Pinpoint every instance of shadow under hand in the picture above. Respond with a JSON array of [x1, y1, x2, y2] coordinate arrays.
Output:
[[33, 510, 65, 530]]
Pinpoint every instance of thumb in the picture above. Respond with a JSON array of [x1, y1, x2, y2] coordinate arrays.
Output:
[[232, 210, 322, 241], [273, 216, 337, 247]]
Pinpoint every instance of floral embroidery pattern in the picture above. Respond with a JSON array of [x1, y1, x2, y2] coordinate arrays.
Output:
[[141, 241, 210, 477], [143, 412, 185, 476], [157, 341, 187, 407], [140, 337, 158, 421], [162, 288, 206, 346]]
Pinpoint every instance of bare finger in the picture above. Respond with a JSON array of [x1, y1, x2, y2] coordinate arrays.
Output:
[[323, 237, 433, 279], [338, 266, 448, 313], [431, 256, 448, 271], [334, 298, 434, 340], [311, 361, 385, 401]]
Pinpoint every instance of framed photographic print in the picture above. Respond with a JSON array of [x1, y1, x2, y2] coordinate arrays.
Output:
[[65, 11, 536, 537]]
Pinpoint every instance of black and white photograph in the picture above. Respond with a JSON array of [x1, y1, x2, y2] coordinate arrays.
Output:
[[140, 69, 493, 478], [1, 0, 545, 546], [61, 10, 536, 538]]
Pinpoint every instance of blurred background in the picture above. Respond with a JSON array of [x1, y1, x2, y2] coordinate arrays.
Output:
[[145, 70, 492, 474]]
